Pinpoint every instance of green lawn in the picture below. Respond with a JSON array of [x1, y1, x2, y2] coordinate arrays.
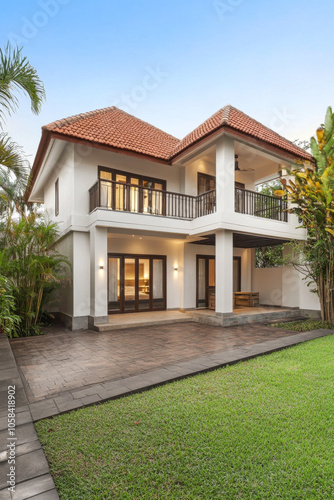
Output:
[[271, 319, 334, 332], [36, 335, 334, 500]]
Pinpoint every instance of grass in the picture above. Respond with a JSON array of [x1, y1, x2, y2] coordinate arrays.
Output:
[[35, 335, 334, 500], [271, 319, 334, 332]]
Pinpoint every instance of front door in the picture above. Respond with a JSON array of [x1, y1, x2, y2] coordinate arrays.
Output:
[[196, 256, 215, 308], [196, 255, 242, 307], [108, 254, 166, 314]]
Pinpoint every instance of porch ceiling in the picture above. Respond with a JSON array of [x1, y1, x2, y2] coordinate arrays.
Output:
[[192, 233, 290, 248]]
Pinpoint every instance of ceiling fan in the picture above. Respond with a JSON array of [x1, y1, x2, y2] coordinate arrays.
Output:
[[234, 154, 254, 172]]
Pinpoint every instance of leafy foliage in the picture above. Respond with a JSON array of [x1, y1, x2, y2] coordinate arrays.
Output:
[[0, 212, 70, 337], [0, 275, 20, 338], [255, 181, 284, 268], [276, 106, 334, 321]]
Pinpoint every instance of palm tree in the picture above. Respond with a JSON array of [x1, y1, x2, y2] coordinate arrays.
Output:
[[0, 44, 45, 191]]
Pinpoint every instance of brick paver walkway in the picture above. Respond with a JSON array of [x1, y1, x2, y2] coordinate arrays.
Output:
[[12, 322, 302, 403]]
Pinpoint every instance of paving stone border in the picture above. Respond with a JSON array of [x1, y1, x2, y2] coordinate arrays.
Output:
[[1, 327, 333, 499], [0, 335, 59, 500]]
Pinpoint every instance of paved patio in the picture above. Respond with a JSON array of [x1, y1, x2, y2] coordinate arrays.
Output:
[[9, 321, 333, 422], [11, 322, 294, 403]]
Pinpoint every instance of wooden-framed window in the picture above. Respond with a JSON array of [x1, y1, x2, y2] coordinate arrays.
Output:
[[55, 178, 59, 216], [198, 172, 245, 194], [98, 166, 166, 215], [198, 172, 216, 195]]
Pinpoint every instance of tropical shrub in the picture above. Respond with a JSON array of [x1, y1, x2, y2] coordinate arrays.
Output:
[[0, 275, 20, 338], [0, 212, 71, 336]]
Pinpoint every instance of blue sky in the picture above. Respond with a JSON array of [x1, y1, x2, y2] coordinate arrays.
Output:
[[1, 0, 333, 162]]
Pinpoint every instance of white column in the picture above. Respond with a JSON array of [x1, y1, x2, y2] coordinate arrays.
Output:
[[90, 226, 108, 323], [216, 230, 234, 314], [72, 232, 90, 328], [216, 136, 235, 214]]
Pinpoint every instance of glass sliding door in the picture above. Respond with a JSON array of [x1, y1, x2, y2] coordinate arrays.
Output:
[[196, 255, 215, 308], [108, 254, 166, 313], [152, 259, 164, 309]]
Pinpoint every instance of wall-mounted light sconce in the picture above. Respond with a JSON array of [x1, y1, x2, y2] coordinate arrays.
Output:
[[174, 267, 178, 271], [99, 265, 104, 270]]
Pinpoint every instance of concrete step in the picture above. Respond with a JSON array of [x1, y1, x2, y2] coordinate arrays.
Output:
[[191, 309, 314, 328], [94, 316, 191, 332]]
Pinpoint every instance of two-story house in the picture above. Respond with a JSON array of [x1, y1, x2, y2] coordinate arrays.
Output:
[[26, 104, 320, 330]]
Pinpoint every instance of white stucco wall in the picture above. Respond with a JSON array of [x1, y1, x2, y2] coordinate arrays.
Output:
[[298, 274, 321, 311], [252, 267, 283, 306], [44, 143, 74, 232], [53, 232, 73, 316]]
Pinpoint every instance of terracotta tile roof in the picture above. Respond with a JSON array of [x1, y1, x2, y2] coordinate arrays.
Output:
[[44, 106, 180, 161], [42, 104, 312, 163], [171, 105, 313, 161]]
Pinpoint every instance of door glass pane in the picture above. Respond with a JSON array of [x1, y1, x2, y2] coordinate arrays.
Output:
[[100, 181, 112, 209], [130, 178, 139, 213], [138, 259, 150, 310], [208, 258, 215, 286], [142, 180, 153, 214], [108, 257, 120, 312], [124, 258, 136, 311], [152, 183, 163, 215], [233, 258, 240, 292], [115, 174, 127, 211], [152, 259, 164, 309], [197, 258, 206, 307]]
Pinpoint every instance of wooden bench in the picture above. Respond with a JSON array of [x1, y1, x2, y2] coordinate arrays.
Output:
[[234, 292, 259, 307]]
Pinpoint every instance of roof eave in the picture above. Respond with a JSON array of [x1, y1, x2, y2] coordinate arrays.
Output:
[[170, 124, 314, 164]]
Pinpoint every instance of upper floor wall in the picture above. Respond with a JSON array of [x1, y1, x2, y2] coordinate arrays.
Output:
[[39, 134, 306, 241]]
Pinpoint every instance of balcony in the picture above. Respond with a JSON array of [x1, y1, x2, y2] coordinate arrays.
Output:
[[89, 179, 216, 220], [235, 188, 288, 222], [89, 180, 288, 223]]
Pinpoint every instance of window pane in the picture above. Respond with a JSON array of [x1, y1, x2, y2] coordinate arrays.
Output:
[[100, 170, 112, 180]]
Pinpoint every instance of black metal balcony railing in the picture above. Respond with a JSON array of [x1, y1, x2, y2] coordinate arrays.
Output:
[[89, 179, 216, 220], [235, 188, 288, 222], [89, 180, 288, 222]]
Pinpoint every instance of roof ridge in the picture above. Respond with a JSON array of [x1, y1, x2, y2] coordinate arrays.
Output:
[[221, 104, 231, 125], [43, 106, 117, 131]]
